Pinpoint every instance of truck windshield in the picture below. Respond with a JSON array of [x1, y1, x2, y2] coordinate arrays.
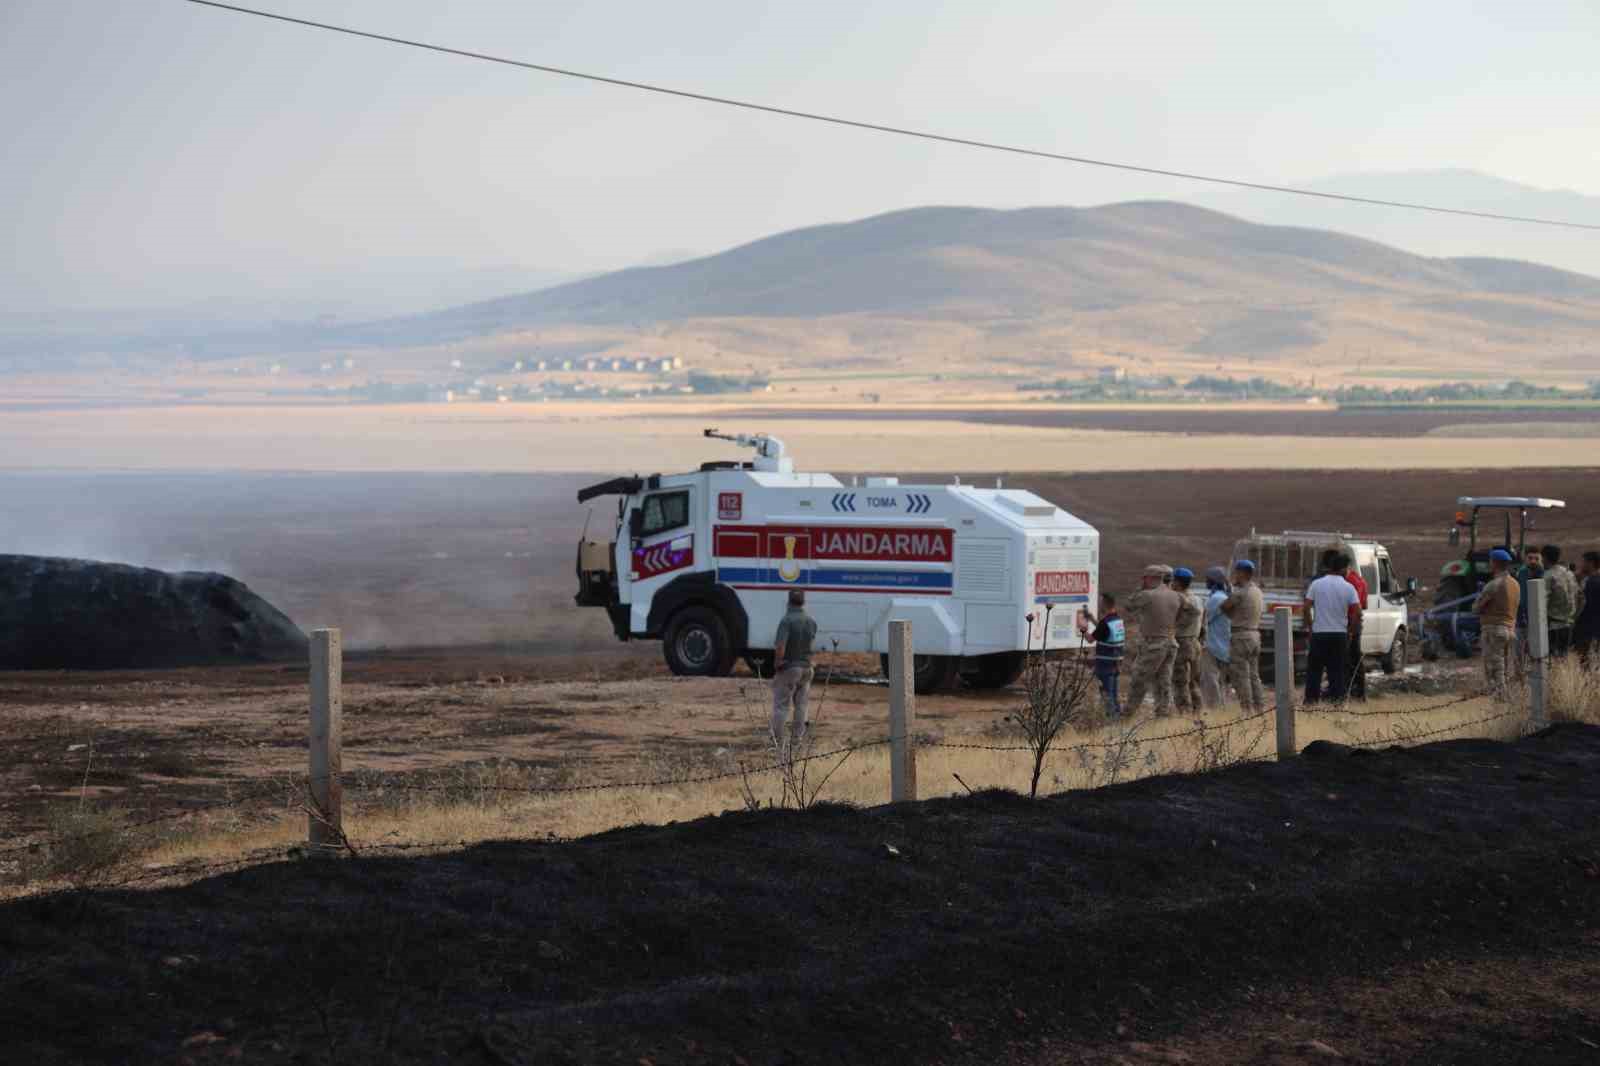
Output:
[[639, 491, 690, 537]]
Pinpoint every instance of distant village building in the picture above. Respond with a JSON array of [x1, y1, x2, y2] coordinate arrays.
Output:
[[1098, 366, 1127, 383], [534, 359, 548, 372]]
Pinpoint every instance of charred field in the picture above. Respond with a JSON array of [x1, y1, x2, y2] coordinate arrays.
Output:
[[3, 725, 1600, 1064], [3, 466, 1600, 1063]]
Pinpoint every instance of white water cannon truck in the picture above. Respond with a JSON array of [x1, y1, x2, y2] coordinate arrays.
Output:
[[574, 430, 1100, 692]]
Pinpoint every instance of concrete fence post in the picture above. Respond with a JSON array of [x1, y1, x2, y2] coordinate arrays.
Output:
[[887, 620, 918, 803], [1527, 577, 1549, 729], [1273, 607, 1296, 760], [308, 628, 344, 854]]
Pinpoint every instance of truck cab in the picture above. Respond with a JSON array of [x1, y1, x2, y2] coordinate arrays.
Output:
[[575, 430, 1100, 691], [1232, 530, 1415, 679]]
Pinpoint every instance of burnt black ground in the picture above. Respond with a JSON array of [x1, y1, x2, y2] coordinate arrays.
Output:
[[4, 726, 1600, 1065]]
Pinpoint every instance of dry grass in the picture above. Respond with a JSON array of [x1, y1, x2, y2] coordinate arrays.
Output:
[[1548, 656, 1600, 724], [9, 805, 133, 886], [2, 688, 1514, 892]]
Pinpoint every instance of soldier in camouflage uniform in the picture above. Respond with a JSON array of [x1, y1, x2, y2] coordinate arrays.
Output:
[[1124, 565, 1184, 717], [1221, 560, 1267, 713], [1169, 567, 1205, 713], [1473, 550, 1520, 698]]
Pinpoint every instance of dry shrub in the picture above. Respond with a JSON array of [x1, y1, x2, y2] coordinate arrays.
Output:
[[735, 655, 855, 811], [14, 805, 137, 886], [1013, 646, 1099, 798], [1547, 655, 1600, 724]]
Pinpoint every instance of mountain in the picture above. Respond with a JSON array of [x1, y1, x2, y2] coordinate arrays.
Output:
[[10, 199, 1600, 373], [327, 200, 1600, 369], [0, 263, 584, 365], [1207, 169, 1600, 280]]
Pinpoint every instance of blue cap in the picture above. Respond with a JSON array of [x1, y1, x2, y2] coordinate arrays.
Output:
[[1172, 567, 1194, 581], [1489, 548, 1514, 563], [1233, 559, 1255, 573]]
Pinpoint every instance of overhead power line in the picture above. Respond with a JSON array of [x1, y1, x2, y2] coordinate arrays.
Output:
[[185, 0, 1600, 233]]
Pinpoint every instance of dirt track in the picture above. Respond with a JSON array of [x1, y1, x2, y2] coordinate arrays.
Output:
[[3, 725, 1598, 1065]]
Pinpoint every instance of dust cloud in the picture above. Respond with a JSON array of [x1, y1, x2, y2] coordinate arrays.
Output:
[[0, 472, 619, 651]]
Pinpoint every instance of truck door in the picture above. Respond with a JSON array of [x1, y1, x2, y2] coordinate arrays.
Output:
[[624, 488, 699, 619], [1373, 553, 1403, 654]]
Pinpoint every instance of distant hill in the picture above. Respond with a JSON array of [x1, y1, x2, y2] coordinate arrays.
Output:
[[331, 200, 1600, 365], [1210, 169, 1600, 280], [10, 199, 1600, 373]]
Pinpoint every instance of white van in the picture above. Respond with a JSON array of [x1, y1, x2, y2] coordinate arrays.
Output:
[[1232, 530, 1415, 678]]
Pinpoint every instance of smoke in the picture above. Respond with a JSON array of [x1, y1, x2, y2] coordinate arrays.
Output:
[[0, 471, 615, 651]]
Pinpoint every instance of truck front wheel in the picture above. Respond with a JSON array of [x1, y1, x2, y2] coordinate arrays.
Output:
[[663, 607, 735, 677], [1381, 629, 1407, 674]]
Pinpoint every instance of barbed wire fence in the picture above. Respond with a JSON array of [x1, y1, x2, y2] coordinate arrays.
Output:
[[2, 601, 1560, 901]]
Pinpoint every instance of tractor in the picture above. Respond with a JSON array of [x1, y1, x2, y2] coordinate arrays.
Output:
[[1419, 496, 1565, 660]]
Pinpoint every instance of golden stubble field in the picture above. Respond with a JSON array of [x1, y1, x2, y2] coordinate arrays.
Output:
[[2, 644, 1561, 897], [5, 400, 1600, 473]]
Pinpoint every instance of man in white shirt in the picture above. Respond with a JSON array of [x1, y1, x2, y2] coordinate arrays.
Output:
[[1304, 551, 1360, 705]]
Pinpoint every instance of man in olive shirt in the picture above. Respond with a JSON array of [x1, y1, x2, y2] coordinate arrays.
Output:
[[1221, 560, 1267, 713], [1125, 565, 1184, 717], [1473, 549, 1520, 698], [1542, 545, 1579, 658], [771, 589, 818, 748]]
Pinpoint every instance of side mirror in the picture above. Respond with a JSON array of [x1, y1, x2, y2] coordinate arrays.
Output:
[[627, 509, 644, 539], [1448, 527, 1460, 548], [1405, 577, 1419, 597]]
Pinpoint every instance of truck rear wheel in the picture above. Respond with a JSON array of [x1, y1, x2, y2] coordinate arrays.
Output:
[[961, 652, 1026, 690], [663, 607, 735, 677], [879, 653, 960, 694]]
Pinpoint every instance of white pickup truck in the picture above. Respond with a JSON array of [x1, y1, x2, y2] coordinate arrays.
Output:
[[1232, 530, 1416, 680]]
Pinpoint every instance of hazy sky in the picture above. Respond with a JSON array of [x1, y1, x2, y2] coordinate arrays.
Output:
[[5, 0, 1599, 313]]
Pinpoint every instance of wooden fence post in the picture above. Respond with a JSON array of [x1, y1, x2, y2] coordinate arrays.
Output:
[[1527, 577, 1548, 729], [1273, 607, 1296, 760], [887, 620, 917, 803], [309, 628, 343, 854]]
